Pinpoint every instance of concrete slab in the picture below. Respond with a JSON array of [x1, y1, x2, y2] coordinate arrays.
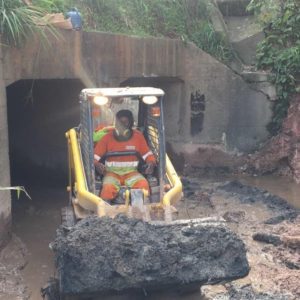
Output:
[[223, 16, 264, 65], [216, 0, 252, 17]]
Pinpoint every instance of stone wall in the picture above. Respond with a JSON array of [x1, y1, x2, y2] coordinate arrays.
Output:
[[0, 44, 11, 248]]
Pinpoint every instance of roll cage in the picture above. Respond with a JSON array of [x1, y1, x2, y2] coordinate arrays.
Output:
[[79, 87, 167, 200]]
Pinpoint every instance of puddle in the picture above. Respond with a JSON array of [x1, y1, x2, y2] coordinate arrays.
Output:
[[237, 175, 300, 209]]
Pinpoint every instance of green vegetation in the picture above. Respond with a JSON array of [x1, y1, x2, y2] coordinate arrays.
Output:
[[0, 0, 58, 46], [0, 186, 31, 199], [2, 0, 232, 61], [248, 0, 300, 134], [66, 0, 232, 61]]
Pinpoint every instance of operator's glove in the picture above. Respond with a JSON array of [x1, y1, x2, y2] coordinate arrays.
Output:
[[144, 161, 155, 175], [94, 161, 106, 175]]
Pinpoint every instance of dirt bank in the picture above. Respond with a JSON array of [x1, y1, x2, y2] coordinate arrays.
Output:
[[247, 94, 300, 182]]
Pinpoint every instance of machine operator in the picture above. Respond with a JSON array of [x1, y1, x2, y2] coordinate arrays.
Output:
[[94, 109, 156, 202]]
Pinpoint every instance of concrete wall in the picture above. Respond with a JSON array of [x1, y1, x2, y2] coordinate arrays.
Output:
[[0, 45, 11, 248], [180, 43, 272, 152], [2, 30, 271, 153]]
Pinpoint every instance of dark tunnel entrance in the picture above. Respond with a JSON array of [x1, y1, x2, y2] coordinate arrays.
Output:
[[6, 79, 85, 187], [6, 79, 85, 298]]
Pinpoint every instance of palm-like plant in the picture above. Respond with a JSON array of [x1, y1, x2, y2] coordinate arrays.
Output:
[[0, 0, 58, 47]]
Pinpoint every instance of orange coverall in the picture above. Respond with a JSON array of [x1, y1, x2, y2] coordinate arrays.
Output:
[[94, 130, 155, 200]]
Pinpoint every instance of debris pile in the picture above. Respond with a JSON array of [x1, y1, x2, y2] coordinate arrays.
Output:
[[52, 214, 249, 297]]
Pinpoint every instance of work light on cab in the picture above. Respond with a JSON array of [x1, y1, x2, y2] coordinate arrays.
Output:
[[142, 95, 158, 105], [94, 95, 109, 106]]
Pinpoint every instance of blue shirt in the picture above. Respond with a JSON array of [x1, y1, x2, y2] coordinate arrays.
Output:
[[66, 10, 82, 30]]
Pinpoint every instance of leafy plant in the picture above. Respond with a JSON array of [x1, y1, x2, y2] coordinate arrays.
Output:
[[0, 0, 59, 47], [248, 0, 300, 134], [1, 0, 232, 60], [0, 186, 31, 199], [31, 0, 66, 13]]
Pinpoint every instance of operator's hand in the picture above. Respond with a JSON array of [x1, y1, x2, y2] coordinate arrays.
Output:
[[94, 161, 106, 175], [144, 162, 155, 175]]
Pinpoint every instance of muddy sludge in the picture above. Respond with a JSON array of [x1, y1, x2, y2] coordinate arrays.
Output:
[[51, 214, 249, 297]]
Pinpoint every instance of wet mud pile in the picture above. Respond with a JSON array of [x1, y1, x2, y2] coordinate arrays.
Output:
[[52, 214, 249, 296]]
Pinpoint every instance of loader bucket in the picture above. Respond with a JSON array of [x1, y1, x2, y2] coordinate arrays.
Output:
[[51, 215, 249, 298]]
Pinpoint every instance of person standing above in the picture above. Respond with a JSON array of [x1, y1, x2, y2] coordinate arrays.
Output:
[[94, 110, 156, 202], [66, 8, 82, 31]]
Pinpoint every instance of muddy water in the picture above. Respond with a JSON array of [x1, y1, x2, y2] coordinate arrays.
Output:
[[12, 186, 68, 300], [195, 173, 300, 209], [237, 175, 300, 209]]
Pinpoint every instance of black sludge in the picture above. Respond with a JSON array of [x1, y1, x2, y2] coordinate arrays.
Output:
[[51, 215, 249, 296]]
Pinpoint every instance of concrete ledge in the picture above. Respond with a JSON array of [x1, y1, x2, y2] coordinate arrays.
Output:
[[232, 31, 264, 65]]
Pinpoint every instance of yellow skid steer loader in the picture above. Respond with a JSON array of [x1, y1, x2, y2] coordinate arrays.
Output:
[[64, 87, 182, 224]]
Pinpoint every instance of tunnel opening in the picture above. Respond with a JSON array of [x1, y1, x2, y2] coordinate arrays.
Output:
[[6, 79, 85, 188]]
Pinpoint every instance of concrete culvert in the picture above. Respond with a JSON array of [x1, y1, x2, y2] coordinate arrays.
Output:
[[51, 214, 249, 297]]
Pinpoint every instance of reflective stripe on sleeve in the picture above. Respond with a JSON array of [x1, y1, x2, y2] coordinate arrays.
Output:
[[94, 154, 101, 161], [142, 151, 153, 160]]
